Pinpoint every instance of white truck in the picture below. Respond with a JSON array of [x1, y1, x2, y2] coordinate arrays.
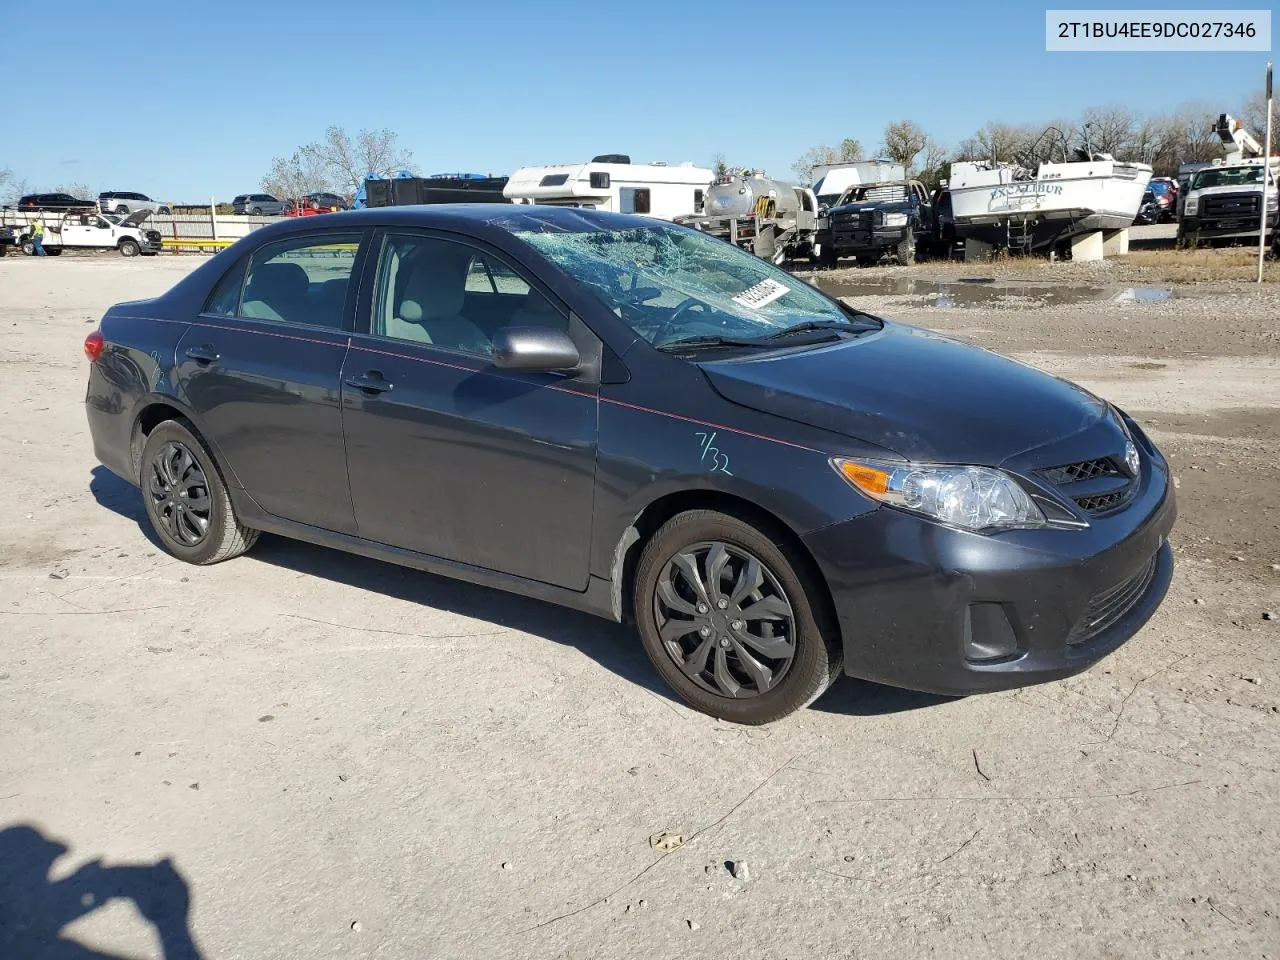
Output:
[[21, 210, 163, 256], [504, 155, 714, 220], [1178, 114, 1278, 248]]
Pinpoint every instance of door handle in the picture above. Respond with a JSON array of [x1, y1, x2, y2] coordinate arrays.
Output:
[[185, 344, 219, 365], [344, 371, 393, 395]]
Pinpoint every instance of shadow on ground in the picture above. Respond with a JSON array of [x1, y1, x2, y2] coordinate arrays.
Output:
[[91, 466, 951, 719], [0, 823, 202, 959]]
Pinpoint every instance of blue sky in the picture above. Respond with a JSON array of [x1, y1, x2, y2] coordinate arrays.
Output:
[[3, 0, 1272, 201]]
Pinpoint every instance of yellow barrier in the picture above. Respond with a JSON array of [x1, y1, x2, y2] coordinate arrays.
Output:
[[160, 238, 236, 248]]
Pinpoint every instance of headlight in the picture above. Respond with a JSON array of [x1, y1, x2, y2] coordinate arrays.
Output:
[[882, 212, 908, 228], [1184, 198, 1198, 216], [1266, 193, 1278, 211], [832, 457, 1047, 532]]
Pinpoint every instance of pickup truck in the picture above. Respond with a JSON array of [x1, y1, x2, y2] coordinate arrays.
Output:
[[21, 210, 162, 257], [816, 179, 933, 267]]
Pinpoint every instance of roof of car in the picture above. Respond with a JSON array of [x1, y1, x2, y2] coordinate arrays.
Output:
[[249, 203, 647, 237]]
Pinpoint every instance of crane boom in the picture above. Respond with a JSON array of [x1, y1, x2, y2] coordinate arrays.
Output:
[[1213, 113, 1263, 161]]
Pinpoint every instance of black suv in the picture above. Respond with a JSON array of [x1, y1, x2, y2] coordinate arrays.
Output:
[[817, 180, 933, 266], [19, 192, 96, 211]]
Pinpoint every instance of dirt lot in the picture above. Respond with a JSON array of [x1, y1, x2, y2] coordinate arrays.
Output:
[[1, 253, 1277, 960]]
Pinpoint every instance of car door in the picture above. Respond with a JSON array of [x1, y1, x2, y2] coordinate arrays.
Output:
[[173, 230, 368, 533], [340, 229, 599, 590], [58, 215, 101, 247]]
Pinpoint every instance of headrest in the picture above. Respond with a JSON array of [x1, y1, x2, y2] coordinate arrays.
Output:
[[247, 262, 308, 300], [399, 259, 466, 323]]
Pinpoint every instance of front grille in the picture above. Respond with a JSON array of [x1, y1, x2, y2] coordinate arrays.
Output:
[[1203, 193, 1261, 219], [1073, 490, 1130, 513], [1067, 553, 1159, 645], [1039, 457, 1121, 485], [1037, 455, 1135, 516]]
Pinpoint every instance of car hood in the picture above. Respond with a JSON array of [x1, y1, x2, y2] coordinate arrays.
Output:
[[122, 210, 152, 227], [700, 322, 1109, 464]]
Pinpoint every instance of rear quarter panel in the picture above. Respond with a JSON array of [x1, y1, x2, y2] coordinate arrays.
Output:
[[87, 310, 190, 484]]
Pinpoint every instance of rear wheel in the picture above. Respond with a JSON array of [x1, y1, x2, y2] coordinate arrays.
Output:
[[115, 205, 129, 215], [634, 510, 840, 724], [818, 245, 837, 268], [250, 206, 263, 216], [21, 240, 34, 256], [46, 248, 62, 256], [119, 239, 140, 257], [140, 420, 259, 565]]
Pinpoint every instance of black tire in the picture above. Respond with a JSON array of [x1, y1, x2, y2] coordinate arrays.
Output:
[[896, 235, 917, 264], [158, 206, 171, 214], [21, 239, 33, 256], [46, 248, 62, 256], [115, 205, 129, 215], [633, 509, 841, 724], [818, 245, 837, 269], [250, 206, 263, 216], [118, 239, 140, 257], [139, 420, 259, 565]]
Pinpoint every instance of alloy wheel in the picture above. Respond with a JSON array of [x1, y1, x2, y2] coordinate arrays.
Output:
[[147, 441, 212, 546], [653, 541, 796, 699]]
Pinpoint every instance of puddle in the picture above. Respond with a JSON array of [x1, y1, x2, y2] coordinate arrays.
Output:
[[814, 276, 1174, 309]]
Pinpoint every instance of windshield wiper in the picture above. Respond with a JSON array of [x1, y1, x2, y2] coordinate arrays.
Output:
[[763, 319, 879, 340], [655, 335, 775, 352]]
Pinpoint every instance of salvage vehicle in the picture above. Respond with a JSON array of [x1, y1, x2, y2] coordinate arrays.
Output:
[[811, 160, 905, 208], [675, 172, 819, 263], [232, 194, 288, 216], [816, 179, 933, 266], [84, 207, 1175, 724], [19, 192, 97, 212], [26, 210, 162, 256]]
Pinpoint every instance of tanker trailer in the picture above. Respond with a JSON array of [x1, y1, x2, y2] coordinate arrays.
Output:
[[675, 173, 819, 263]]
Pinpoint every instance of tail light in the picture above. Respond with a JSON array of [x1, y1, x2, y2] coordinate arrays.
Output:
[[84, 330, 105, 362]]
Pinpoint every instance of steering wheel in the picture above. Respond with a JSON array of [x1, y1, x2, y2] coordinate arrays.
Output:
[[651, 297, 710, 346]]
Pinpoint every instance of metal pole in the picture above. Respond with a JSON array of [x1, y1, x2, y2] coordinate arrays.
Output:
[[1259, 61, 1273, 285], [210, 196, 218, 246]]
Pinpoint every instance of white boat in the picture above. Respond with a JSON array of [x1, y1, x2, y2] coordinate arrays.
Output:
[[948, 153, 1152, 251]]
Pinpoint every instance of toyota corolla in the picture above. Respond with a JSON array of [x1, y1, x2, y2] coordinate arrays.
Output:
[[84, 206, 1175, 724]]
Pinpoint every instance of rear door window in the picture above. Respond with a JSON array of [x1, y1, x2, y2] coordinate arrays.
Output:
[[238, 234, 361, 328]]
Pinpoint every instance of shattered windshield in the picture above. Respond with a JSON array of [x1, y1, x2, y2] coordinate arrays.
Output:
[[513, 220, 874, 348]]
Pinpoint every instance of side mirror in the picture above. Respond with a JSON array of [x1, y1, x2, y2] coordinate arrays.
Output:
[[491, 326, 580, 372]]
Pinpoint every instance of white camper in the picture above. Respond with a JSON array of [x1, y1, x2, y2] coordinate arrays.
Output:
[[810, 160, 906, 207], [504, 155, 714, 220]]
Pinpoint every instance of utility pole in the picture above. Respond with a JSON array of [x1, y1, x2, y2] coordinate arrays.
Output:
[[1259, 61, 1273, 285]]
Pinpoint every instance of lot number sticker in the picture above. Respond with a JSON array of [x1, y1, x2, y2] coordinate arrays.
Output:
[[732, 278, 790, 310]]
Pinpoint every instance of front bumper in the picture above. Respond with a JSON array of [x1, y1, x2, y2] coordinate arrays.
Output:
[[803, 460, 1176, 695], [1180, 212, 1276, 242]]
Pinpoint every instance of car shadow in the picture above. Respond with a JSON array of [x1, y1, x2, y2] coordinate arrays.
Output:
[[90, 466, 953, 719], [0, 823, 203, 959]]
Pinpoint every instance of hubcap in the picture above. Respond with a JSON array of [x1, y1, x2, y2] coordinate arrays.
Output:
[[147, 441, 212, 546], [653, 541, 796, 699]]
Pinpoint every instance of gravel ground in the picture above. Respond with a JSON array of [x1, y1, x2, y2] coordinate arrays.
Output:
[[1, 254, 1277, 960]]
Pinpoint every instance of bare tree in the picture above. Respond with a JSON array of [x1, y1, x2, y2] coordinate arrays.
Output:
[[2, 175, 32, 206], [262, 150, 334, 202], [917, 139, 952, 189], [1077, 105, 1138, 156], [1240, 91, 1279, 146], [298, 126, 416, 194], [791, 139, 862, 181], [881, 121, 928, 170], [955, 122, 1038, 164], [51, 181, 96, 200], [710, 152, 730, 178]]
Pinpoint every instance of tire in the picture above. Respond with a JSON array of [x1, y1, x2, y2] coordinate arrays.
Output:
[[818, 245, 837, 269], [158, 206, 171, 214], [21, 240, 34, 256], [115, 205, 129, 215], [896, 235, 917, 264], [633, 509, 841, 724], [0, 243, 6, 257], [46, 248, 62, 256], [139, 420, 259, 565], [119, 239, 140, 257], [250, 206, 263, 216]]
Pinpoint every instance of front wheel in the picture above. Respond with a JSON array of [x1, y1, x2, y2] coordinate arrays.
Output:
[[119, 239, 140, 257], [896, 235, 917, 264], [250, 206, 263, 216], [21, 240, 34, 256], [115, 205, 129, 215], [140, 420, 259, 564], [634, 510, 840, 724]]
